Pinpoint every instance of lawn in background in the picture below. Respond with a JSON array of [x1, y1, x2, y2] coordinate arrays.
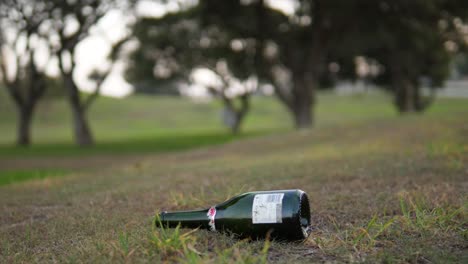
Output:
[[0, 94, 288, 156], [1, 90, 466, 157], [1, 90, 467, 186]]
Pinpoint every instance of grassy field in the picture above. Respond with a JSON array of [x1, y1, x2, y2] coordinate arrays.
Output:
[[0, 92, 467, 263], [0, 92, 292, 183]]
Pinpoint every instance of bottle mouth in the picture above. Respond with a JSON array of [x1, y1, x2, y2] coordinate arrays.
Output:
[[299, 192, 312, 239]]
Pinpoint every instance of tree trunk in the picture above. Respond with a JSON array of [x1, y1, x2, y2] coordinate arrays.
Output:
[[230, 109, 248, 135], [291, 75, 315, 129], [292, 103, 313, 129], [71, 105, 93, 146], [231, 114, 242, 135], [17, 106, 33, 146], [64, 73, 94, 146], [288, 0, 326, 129], [394, 77, 416, 113], [389, 52, 421, 114], [414, 85, 423, 112], [228, 95, 250, 135]]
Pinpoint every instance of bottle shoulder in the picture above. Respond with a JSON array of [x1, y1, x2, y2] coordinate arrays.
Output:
[[215, 189, 305, 212], [215, 193, 251, 208]]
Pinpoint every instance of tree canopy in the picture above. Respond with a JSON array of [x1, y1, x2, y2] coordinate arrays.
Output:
[[127, 0, 467, 127], [1, 0, 467, 146]]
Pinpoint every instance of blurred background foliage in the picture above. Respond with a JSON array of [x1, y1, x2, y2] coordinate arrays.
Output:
[[1, 0, 467, 147]]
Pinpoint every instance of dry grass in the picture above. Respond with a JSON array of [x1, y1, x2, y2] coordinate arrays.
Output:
[[1, 106, 467, 263]]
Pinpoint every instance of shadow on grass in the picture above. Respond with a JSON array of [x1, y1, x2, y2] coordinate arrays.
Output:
[[0, 129, 278, 185], [0, 129, 275, 158]]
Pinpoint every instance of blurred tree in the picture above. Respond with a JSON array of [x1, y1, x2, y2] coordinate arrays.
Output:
[[357, 0, 468, 113], [127, 0, 363, 129], [47, 0, 108, 146], [268, 0, 362, 127], [45, 0, 133, 146], [190, 0, 377, 128], [0, 0, 52, 146], [202, 0, 468, 119], [126, 1, 262, 134], [324, 0, 468, 113], [1, 0, 135, 146], [202, 65, 257, 134], [128, 0, 468, 129]]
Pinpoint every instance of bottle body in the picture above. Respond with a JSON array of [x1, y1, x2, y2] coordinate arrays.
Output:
[[157, 189, 311, 241]]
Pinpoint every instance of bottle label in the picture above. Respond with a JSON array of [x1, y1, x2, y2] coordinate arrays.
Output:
[[207, 207, 216, 231], [252, 193, 284, 224]]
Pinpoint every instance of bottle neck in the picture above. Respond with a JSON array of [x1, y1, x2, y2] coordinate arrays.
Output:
[[158, 208, 211, 229]]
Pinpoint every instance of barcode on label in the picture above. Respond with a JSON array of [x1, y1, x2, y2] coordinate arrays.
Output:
[[267, 194, 283, 203], [252, 193, 285, 224]]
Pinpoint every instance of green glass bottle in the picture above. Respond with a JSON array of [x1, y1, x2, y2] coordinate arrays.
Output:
[[156, 189, 311, 240]]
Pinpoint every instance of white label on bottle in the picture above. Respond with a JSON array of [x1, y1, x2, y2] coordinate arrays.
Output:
[[252, 193, 284, 224]]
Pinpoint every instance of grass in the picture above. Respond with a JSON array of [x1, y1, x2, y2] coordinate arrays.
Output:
[[0, 95, 289, 156], [0, 92, 289, 181], [0, 169, 68, 186], [0, 91, 467, 263], [148, 216, 271, 263]]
